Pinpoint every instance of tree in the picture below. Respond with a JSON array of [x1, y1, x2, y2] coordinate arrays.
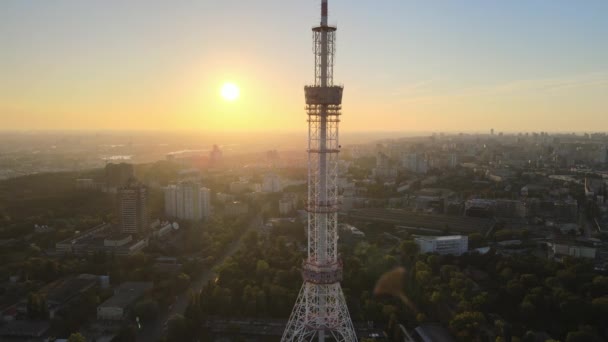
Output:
[[111, 325, 136, 342], [166, 315, 193, 342], [133, 299, 159, 322], [400, 240, 419, 265], [468, 233, 484, 249], [591, 296, 608, 316], [68, 333, 86, 342], [176, 273, 191, 291], [243, 230, 259, 250], [566, 328, 602, 342], [256, 260, 271, 279], [26, 292, 49, 319], [522, 331, 537, 342], [449, 311, 486, 341]]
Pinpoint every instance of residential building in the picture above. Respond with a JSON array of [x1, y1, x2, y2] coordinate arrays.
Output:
[[403, 153, 429, 174], [279, 198, 293, 215], [262, 173, 283, 193], [118, 180, 148, 235], [164, 182, 211, 221]]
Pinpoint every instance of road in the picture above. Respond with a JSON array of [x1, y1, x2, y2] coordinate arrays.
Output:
[[137, 215, 262, 342]]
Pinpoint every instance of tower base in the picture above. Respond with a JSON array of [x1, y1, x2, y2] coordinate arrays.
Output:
[[282, 282, 358, 342]]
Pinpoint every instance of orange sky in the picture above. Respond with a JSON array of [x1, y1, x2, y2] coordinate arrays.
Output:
[[1, 1, 607, 132]]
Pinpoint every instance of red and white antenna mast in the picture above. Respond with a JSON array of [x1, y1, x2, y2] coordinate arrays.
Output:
[[282, 1, 358, 341]]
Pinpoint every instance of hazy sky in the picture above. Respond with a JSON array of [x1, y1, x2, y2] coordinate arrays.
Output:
[[1, 1, 607, 133]]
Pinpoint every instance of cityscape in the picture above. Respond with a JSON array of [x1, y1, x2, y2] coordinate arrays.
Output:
[[1, 1, 608, 342]]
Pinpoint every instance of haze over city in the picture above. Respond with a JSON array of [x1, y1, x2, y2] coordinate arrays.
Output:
[[1, 0, 607, 132]]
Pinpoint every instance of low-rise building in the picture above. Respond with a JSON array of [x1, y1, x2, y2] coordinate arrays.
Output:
[[15, 274, 99, 319], [225, 201, 249, 217], [549, 242, 596, 260], [76, 178, 101, 190], [97, 282, 153, 320], [229, 180, 251, 194], [0, 320, 51, 339], [55, 223, 148, 256], [152, 221, 174, 239], [415, 235, 468, 256]]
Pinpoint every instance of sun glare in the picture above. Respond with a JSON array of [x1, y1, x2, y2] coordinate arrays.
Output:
[[221, 82, 240, 101]]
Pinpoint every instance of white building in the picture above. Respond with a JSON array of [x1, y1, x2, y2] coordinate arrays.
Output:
[[279, 199, 293, 215], [403, 153, 429, 174], [415, 235, 468, 256], [262, 173, 283, 193], [550, 243, 596, 260], [447, 154, 459, 168], [164, 182, 211, 221], [200, 187, 211, 219]]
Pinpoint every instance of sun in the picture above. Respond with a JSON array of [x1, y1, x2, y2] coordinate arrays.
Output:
[[220, 82, 240, 101]]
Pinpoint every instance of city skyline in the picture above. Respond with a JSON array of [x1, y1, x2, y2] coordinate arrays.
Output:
[[1, 0, 607, 133]]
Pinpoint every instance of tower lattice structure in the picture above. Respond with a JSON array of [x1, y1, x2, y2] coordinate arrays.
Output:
[[282, 1, 357, 341]]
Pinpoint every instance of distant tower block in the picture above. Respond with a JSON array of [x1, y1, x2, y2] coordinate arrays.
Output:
[[282, 1, 357, 341]]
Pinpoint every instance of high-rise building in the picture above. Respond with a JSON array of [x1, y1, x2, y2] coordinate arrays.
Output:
[[598, 145, 608, 164], [262, 173, 283, 193], [164, 182, 211, 221], [282, 1, 357, 341], [200, 187, 211, 219], [105, 163, 135, 192], [403, 152, 429, 174], [117, 180, 148, 235], [164, 185, 177, 218], [209, 144, 223, 165]]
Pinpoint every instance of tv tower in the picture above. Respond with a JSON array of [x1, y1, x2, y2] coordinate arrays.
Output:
[[282, 1, 357, 341]]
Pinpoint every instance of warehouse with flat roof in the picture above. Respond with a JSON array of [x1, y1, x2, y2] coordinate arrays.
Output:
[[97, 282, 153, 320]]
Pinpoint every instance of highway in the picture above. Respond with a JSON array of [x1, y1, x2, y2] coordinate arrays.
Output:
[[137, 215, 262, 342]]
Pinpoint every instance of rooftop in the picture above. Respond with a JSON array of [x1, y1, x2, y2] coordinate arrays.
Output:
[[348, 208, 494, 234], [98, 282, 153, 309], [417, 235, 465, 241], [0, 320, 50, 338], [27, 274, 98, 306]]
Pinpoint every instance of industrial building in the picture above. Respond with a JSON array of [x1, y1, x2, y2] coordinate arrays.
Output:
[[97, 282, 153, 320], [14, 274, 99, 319], [348, 208, 495, 235], [415, 235, 469, 256], [55, 223, 148, 256]]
